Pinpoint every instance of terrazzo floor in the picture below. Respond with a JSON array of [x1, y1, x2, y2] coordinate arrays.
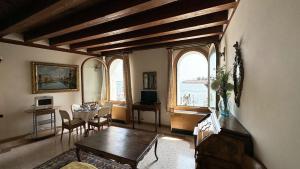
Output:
[[0, 124, 195, 169]]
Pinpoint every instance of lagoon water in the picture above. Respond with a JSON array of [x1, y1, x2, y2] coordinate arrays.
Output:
[[177, 83, 208, 106], [39, 81, 68, 89]]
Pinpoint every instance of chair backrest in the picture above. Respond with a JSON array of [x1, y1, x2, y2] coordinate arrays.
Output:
[[98, 107, 111, 116], [83, 102, 99, 111], [83, 102, 97, 107], [71, 104, 81, 115], [59, 110, 71, 124], [103, 101, 113, 114]]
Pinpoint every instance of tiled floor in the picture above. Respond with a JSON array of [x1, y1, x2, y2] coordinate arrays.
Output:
[[0, 123, 195, 169]]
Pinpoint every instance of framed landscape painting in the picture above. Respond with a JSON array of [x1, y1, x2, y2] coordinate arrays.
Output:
[[31, 62, 79, 94]]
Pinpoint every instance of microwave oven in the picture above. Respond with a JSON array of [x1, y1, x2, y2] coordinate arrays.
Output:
[[34, 96, 53, 109]]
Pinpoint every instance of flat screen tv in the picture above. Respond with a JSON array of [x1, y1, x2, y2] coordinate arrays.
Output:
[[141, 91, 157, 104]]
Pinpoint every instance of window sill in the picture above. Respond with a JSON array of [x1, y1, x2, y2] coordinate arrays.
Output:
[[174, 106, 210, 112], [109, 100, 126, 104], [172, 110, 210, 116]]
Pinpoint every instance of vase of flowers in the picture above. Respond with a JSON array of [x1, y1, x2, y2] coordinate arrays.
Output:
[[211, 66, 234, 117]]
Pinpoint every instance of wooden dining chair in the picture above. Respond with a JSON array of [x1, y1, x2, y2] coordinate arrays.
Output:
[[59, 110, 86, 142], [103, 101, 113, 126], [71, 104, 81, 118], [88, 107, 110, 131], [71, 104, 84, 134]]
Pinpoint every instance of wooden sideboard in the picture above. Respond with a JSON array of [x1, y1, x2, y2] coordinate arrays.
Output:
[[194, 110, 266, 169], [194, 109, 253, 154]]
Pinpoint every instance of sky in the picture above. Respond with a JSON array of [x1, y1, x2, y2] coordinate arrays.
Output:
[[177, 51, 208, 81], [110, 59, 124, 81]]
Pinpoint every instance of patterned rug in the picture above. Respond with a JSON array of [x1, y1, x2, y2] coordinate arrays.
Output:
[[33, 149, 131, 169], [34, 136, 195, 169]]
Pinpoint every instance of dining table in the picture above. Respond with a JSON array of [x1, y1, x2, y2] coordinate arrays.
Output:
[[73, 106, 102, 136], [73, 109, 99, 123]]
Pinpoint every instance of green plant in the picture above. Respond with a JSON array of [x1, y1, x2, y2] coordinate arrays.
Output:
[[211, 66, 234, 112]]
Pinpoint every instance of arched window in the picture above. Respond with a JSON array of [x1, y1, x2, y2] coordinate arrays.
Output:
[[177, 51, 208, 107], [109, 59, 125, 101]]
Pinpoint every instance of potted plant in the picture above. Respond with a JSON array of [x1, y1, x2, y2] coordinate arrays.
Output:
[[211, 66, 234, 117]]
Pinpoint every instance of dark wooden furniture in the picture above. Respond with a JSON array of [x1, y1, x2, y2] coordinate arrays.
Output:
[[197, 134, 266, 169], [75, 126, 159, 169], [88, 107, 110, 131], [59, 110, 86, 142], [132, 102, 161, 132], [194, 110, 266, 169], [88, 102, 113, 133]]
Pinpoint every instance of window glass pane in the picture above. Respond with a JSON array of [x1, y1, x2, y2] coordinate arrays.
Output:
[[177, 51, 208, 107], [109, 59, 125, 101], [209, 51, 217, 108], [83, 59, 106, 102]]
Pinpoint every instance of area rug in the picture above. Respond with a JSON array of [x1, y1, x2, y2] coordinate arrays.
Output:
[[33, 149, 131, 169], [34, 136, 195, 169]]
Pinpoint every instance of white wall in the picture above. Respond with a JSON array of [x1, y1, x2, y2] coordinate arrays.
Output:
[[220, 0, 300, 168], [130, 48, 170, 125], [0, 42, 89, 140]]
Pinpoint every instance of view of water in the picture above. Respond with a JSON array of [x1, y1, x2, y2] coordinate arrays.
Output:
[[39, 81, 68, 89], [177, 82, 208, 107]]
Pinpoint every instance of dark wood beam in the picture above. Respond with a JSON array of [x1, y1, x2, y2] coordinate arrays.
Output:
[[0, 38, 99, 57], [94, 33, 221, 53], [101, 36, 220, 56], [88, 26, 223, 52], [49, 0, 237, 46], [71, 11, 228, 50], [23, 0, 177, 42], [221, 0, 240, 41], [0, 0, 91, 36]]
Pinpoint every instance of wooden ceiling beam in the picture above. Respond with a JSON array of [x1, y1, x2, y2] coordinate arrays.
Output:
[[101, 36, 220, 56], [0, 38, 99, 57], [93, 33, 221, 53], [71, 11, 228, 50], [0, 0, 91, 36], [49, 0, 237, 46], [88, 26, 223, 52], [23, 0, 178, 42]]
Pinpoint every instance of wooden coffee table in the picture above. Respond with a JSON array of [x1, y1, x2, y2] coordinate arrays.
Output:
[[75, 126, 159, 169]]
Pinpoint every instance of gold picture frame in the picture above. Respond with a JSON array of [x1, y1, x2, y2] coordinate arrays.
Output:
[[32, 62, 79, 94]]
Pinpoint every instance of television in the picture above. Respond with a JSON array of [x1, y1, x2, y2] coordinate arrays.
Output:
[[141, 91, 157, 104]]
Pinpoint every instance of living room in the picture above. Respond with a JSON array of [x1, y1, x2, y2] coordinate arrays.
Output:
[[0, 0, 299, 169]]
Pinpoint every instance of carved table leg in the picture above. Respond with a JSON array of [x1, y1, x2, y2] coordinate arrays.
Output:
[[155, 110, 157, 132], [138, 110, 140, 124], [154, 139, 158, 161], [132, 109, 135, 129], [76, 147, 81, 162], [130, 163, 137, 169], [158, 106, 161, 127]]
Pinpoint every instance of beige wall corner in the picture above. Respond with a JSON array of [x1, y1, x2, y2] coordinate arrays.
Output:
[[219, 0, 300, 168]]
